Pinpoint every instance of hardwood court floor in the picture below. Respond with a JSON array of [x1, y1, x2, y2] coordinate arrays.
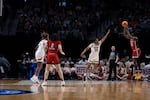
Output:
[[0, 79, 150, 100]]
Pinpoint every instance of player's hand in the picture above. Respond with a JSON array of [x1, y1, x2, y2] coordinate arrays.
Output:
[[107, 29, 110, 33], [61, 52, 65, 55], [80, 54, 83, 58], [133, 36, 138, 40], [134, 36, 138, 40], [80, 54, 85, 58]]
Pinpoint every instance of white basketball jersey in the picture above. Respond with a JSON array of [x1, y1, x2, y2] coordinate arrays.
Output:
[[88, 40, 102, 63], [35, 39, 47, 62]]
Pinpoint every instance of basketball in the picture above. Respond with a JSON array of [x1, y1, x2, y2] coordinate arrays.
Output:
[[121, 21, 128, 27]]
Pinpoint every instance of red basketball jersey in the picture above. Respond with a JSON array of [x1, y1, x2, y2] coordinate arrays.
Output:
[[46, 40, 62, 64], [47, 40, 61, 53], [130, 39, 141, 58]]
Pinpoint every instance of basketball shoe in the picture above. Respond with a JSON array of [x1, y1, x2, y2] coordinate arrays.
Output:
[[30, 75, 40, 84], [41, 81, 48, 86], [61, 81, 65, 86]]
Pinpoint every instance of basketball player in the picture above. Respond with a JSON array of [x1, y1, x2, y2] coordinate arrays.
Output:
[[123, 27, 141, 70], [30, 32, 49, 84], [80, 29, 110, 81], [41, 33, 65, 86]]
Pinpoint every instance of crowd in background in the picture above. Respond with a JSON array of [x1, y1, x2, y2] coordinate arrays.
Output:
[[15, 0, 110, 40], [15, 51, 150, 81]]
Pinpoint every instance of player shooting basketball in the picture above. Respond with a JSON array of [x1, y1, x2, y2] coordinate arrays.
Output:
[[122, 21, 141, 70]]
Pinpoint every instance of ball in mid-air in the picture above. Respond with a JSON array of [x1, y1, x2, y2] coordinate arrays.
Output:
[[121, 21, 128, 27]]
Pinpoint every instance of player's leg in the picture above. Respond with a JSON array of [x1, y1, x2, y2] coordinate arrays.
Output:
[[55, 64, 65, 86], [30, 61, 43, 84], [31, 53, 44, 83], [83, 63, 91, 81], [92, 63, 98, 74], [41, 64, 50, 86], [35, 62, 43, 76], [85, 63, 91, 73], [132, 58, 138, 70]]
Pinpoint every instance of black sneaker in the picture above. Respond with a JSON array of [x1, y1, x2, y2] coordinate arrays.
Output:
[[107, 78, 111, 81], [112, 78, 116, 81]]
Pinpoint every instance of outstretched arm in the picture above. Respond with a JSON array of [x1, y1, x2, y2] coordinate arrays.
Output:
[[123, 27, 138, 40], [35, 44, 39, 51], [80, 46, 90, 58], [101, 29, 110, 43]]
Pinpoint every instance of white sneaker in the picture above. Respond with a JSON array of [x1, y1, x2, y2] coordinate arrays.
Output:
[[30, 75, 37, 83], [61, 81, 65, 86], [41, 81, 48, 86], [35, 78, 40, 84], [30, 75, 40, 84]]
